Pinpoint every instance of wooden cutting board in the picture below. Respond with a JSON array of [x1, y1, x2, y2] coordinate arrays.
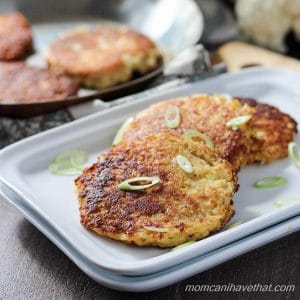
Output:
[[215, 41, 300, 73]]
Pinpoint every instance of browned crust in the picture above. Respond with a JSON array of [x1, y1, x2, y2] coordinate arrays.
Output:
[[237, 97, 298, 164], [122, 94, 254, 171], [46, 25, 161, 76], [0, 12, 33, 61], [0, 62, 79, 104], [122, 94, 298, 170], [75, 132, 237, 248]]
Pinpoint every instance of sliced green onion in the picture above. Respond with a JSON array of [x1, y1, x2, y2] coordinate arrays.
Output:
[[70, 150, 88, 168], [176, 155, 193, 173], [184, 129, 215, 149], [253, 176, 287, 188], [49, 150, 89, 176], [112, 117, 134, 145], [226, 115, 251, 130], [214, 93, 232, 102], [143, 226, 168, 232], [272, 198, 298, 208], [48, 163, 82, 175], [164, 106, 180, 128], [288, 142, 300, 168], [118, 176, 160, 191], [172, 241, 196, 251], [227, 220, 243, 229]]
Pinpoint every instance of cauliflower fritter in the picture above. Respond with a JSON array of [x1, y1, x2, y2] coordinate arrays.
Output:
[[75, 132, 237, 248], [122, 94, 297, 170], [238, 97, 297, 164], [0, 62, 79, 104], [0, 12, 33, 61], [122, 94, 254, 170], [46, 25, 162, 89]]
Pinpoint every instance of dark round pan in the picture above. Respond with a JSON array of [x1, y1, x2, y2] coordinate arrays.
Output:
[[0, 0, 203, 117], [0, 61, 163, 118]]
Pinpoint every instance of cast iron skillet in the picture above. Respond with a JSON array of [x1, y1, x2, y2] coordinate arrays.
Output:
[[0, 0, 203, 117]]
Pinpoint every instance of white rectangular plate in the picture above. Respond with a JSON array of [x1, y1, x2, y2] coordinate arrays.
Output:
[[0, 182, 299, 292], [0, 67, 300, 276]]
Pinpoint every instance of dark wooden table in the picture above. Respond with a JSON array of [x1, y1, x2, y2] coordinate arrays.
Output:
[[0, 195, 299, 299]]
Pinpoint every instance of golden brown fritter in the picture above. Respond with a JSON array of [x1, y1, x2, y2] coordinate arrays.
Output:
[[46, 25, 162, 89], [122, 94, 254, 170], [237, 97, 297, 164], [0, 62, 79, 104], [75, 132, 237, 248], [122, 94, 297, 170], [0, 12, 33, 61]]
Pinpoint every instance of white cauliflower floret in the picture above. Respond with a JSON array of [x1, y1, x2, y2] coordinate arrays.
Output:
[[236, 0, 300, 52]]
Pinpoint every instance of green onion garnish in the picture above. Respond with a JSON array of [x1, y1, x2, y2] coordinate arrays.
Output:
[[253, 176, 287, 188], [118, 176, 160, 191], [184, 129, 215, 149], [226, 115, 251, 130], [176, 155, 193, 173], [164, 106, 180, 128], [288, 142, 300, 168], [143, 226, 168, 232], [48, 150, 88, 175], [227, 220, 243, 229], [272, 198, 298, 208], [172, 241, 196, 251], [214, 93, 232, 102], [112, 117, 134, 145]]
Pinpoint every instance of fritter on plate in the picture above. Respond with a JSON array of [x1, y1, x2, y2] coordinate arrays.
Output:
[[122, 94, 253, 170], [46, 25, 162, 89], [0, 62, 79, 104], [75, 132, 237, 248], [122, 94, 297, 170], [0, 12, 33, 61], [237, 97, 297, 164]]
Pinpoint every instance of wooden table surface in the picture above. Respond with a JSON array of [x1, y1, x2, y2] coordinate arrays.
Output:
[[0, 195, 299, 299]]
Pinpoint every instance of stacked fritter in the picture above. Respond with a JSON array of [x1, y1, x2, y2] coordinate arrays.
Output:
[[76, 94, 297, 248], [122, 94, 297, 170]]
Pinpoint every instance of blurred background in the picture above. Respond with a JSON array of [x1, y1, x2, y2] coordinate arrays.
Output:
[[1, 0, 300, 57]]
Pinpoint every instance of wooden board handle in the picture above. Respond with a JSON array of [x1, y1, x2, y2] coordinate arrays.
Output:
[[216, 41, 300, 73]]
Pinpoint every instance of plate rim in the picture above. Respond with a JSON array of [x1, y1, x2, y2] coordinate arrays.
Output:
[[1, 67, 300, 275]]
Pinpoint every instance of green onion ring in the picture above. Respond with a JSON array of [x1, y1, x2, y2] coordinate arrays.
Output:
[[172, 241, 196, 251], [184, 129, 215, 149], [49, 150, 89, 176], [48, 163, 82, 175], [118, 176, 160, 191], [226, 115, 251, 130], [112, 117, 134, 145], [253, 176, 287, 188], [272, 198, 298, 208], [288, 142, 300, 168], [70, 150, 88, 168], [164, 106, 180, 128], [176, 155, 193, 173], [214, 93, 233, 102], [143, 226, 168, 232]]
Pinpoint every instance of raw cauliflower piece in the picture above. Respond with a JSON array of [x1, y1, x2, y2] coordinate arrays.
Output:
[[236, 0, 300, 52]]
